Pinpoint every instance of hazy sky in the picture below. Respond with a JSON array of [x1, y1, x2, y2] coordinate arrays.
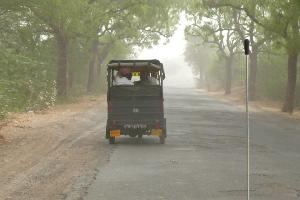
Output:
[[137, 18, 195, 88]]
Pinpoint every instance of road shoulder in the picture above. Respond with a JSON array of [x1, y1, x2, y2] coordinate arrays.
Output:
[[0, 95, 111, 200], [204, 89, 300, 121]]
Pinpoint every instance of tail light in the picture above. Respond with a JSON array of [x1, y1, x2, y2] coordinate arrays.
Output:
[[154, 120, 161, 129]]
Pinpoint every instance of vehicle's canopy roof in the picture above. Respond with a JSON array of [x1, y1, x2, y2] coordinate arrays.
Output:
[[107, 59, 164, 72]]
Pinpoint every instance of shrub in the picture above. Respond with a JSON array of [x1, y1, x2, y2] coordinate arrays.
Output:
[[0, 49, 56, 119]]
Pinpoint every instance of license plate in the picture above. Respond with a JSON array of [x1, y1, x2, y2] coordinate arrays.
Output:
[[124, 124, 147, 129]]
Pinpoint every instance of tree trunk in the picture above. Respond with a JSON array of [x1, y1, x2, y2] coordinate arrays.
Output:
[[87, 40, 98, 93], [249, 50, 258, 101], [96, 46, 110, 79], [199, 67, 205, 87], [224, 56, 233, 95], [282, 51, 298, 113], [68, 70, 73, 89], [56, 33, 68, 97]]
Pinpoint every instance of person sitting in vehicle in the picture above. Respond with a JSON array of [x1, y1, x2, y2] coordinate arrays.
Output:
[[149, 72, 159, 85], [135, 71, 158, 85], [113, 67, 133, 86]]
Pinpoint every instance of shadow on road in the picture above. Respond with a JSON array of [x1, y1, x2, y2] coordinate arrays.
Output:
[[112, 136, 163, 146]]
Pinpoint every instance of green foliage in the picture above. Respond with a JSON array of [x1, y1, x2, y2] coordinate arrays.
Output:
[[257, 52, 300, 106], [183, 0, 300, 110], [256, 53, 287, 101], [0, 49, 55, 119], [0, 0, 181, 119]]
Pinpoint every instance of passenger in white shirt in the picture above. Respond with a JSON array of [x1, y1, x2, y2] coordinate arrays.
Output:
[[113, 67, 133, 86], [114, 75, 133, 85]]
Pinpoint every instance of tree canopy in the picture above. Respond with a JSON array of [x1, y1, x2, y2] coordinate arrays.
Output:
[[0, 0, 180, 118], [183, 0, 300, 113], [1, 0, 299, 118]]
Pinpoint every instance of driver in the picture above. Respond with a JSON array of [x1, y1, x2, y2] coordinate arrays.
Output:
[[135, 71, 158, 85]]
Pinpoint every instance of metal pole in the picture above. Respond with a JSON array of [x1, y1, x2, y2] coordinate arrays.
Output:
[[246, 54, 250, 200], [243, 39, 250, 200]]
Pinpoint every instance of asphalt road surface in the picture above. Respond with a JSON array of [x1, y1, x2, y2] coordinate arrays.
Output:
[[85, 88, 300, 200]]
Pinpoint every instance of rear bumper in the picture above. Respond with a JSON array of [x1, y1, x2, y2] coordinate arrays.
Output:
[[106, 118, 166, 138]]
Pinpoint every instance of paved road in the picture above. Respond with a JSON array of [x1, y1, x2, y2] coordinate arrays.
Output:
[[85, 87, 300, 200]]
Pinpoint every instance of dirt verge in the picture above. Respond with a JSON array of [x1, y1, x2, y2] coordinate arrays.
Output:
[[205, 87, 300, 121], [0, 95, 111, 200]]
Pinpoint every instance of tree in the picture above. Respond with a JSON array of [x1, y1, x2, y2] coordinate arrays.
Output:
[[0, 0, 181, 118], [30, 0, 93, 97], [85, 0, 180, 92], [205, 0, 300, 112], [185, 5, 240, 94], [184, 35, 215, 89], [0, 2, 57, 117], [231, 6, 268, 101]]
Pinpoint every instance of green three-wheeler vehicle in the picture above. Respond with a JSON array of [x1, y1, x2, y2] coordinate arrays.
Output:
[[105, 59, 166, 144]]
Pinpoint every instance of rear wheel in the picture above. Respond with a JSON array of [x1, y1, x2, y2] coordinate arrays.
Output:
[[137, 135, 143, 144], [163, 119, 167, 138], [159, 136, 165, 144], [109, 137, 115, 144]]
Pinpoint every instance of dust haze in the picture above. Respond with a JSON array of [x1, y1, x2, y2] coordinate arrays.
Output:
[[138, 19, 195, 88]]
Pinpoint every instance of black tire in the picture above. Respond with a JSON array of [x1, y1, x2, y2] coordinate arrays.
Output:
[[109, 137, 115, 144], [159, 136, 165, 144], [163, 118, 167, 138], [137, 135, 143, 144]]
